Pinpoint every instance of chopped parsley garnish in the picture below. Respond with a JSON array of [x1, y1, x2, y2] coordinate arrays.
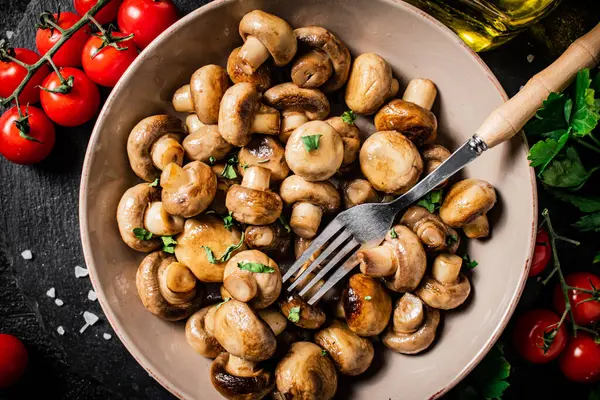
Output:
[[417, 190, 443, 213], [364, 296, 372, 301], [321, 350, 328, 356], [389, 228, 398, 239], [161, 236, 177, 253], [208, 156, 216, 165], [202, 233, 245, 264], [133, 228, 153, 241], [341, 110, 356, 125], [462, 253, 479, 270], [223, 211, 234, 231], [279, 215, 291, 233], [148, 178, 159, 187], [447, 234, 459, 246], [238, 262, 275, 274], [301, 134, 322, 152], [287, 306, 301, 323]]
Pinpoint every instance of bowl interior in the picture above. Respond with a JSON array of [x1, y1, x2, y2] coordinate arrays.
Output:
[[80, 0, 536, 398]]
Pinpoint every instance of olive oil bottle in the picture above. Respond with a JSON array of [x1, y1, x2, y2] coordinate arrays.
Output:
[[405, 0, 562, 51]]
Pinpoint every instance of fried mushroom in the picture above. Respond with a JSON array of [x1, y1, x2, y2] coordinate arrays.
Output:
[[341, 178, 380, 209], [245, 223, 291, 257], [186, 306, 225, 358], [161, 161, 217, 218], [237, 135, 289, 182], [279, 292, 326, 330], [211, 352, 275, 400], [400, 205, 460, 253], [326, 116, 361, 170], [182, 125, 234, 163], [117, 183, 162, 252], [342, 273, 392, 336], [143, 201, 184, 236], [227, 46, 273, 92], [415, 253, 471, 310]]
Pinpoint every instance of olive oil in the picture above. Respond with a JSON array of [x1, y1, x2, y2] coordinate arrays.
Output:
[[405, 0, 562, 51]]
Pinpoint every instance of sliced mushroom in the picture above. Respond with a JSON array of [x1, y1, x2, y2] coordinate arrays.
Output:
[[415, 253, 471, 310], [226, 166, 283, 225], [291, 26, 351, 92], [439, 179, 497, 239], [400, 205, 460, 253], [279, 292, 326, 330], [344, 53, 399, 115], [264, 83, 330, 142], [360, 130, 423, 194], [374, 79, 438, 146], [279, 175, 341, 239], [127, 115, 187, 182], [342, 273, 392, 336], [160, 161, 217, 218], [357, 225, 426, 292], [227, 46, 272, 92], [237, 135, 289, 182], [275, 342, 338, 400], [175, 216, 246, 282], [185, 306, 225, 358], [245, 223, 291, 257], [218, 82, 281, 147], [382, 294, 441, 354], [143, 201, 184, 236], [285, 121, 344, 182], [136, 252, 203, 321], [117, 183, 162, 252], [314, 320, 374, 376], [182, 125, 234, 163], [238, 10, 297, 74], [326, 116, 361, 170], [341, 178, 380, 209], [222, 250, 282, 309], [211, 352, 275, 400], [213, 299, 277, 361], [421, 144, 451, 188]]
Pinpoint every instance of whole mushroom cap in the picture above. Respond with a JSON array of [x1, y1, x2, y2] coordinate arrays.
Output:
[[439, 179, 497, 227], [185, 306, 225, 358], [211, 352, 275, 400], [285, 120, 344, 181], [279, 175, 341, 212], [227, 46, 273, 92], [218, 82, 262, 147], [382, 304, 441, 354], [226, 170, 283, 226], [237, 135, 289, 182], [264, 83, 330, 122], [161, 161, 217, 218], [279, 292, 326, 330], [360, 130, 423, 194], [342, 273, 392, 337], [275, 341, 338, 400], [117, 183, 162, 252], [127, 115, 186, 182], [341, 178, 380, 209], [374, 99, 438, 146], [191, 64, 230, 125], [182, 125, 234, 163], [239, 10, 297, 67]]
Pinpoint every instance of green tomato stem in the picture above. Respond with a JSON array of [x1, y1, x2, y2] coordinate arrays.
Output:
[[574, 137, 600, 155]]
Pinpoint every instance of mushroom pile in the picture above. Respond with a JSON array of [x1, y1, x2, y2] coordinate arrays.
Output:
[[116, 9, 498, 400]]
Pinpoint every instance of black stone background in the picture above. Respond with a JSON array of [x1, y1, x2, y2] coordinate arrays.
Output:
[[0, 0, 599, 399]]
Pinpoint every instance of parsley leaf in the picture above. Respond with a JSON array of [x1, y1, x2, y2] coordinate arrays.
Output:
[[301, 134, 322, 152], [594, 252, 600, 264], [417, 190, 443, 213], [202, 233, 245, 264], [278, 215, 291, 233], [462, 253, 478, 270], [524, 92, 570, 138], [287, 306, 301, 323], [321, 350, 328, 356], [389, 228, 398, 239], [341, 110, 356, 125], [364, 296, 372, 301], [527, 132, 569, 174], [573, 212, 600, 232], [133, 228, 153, 241], [549, 190, 600, 213], [541, 147, 598, 189], [208, 156, 216, 165], [447, 234, 459, 246], [571, 69, 600, 136], [238, 261, 275, 273], [459, 343, 510, 400], [148, 178, 159, 187], [221, 163, 238, 179], [240, 162, 249, 170], [161, 236, 177, 253], [202, 246, 217, 264], [223, 212, 234, 230]]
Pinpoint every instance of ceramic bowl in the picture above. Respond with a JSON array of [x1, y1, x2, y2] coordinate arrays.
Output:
[[79, 0, 537, 398]]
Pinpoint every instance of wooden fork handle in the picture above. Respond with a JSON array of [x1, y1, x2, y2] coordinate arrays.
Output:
[[476, 23, 600, 148]]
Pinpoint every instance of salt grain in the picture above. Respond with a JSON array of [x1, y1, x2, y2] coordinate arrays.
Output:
[[103, 333, 112, 340], [55, 299, 64, 306], [87, 290, 97, 301], [46, 288, 56, 298], [57, 326, 65, 335], [75, 266, 89, 278], [527, 54, 535, 63], [6, 31, 14, 39], [79, 311, 100, 333], [21, 250, 33, 260]]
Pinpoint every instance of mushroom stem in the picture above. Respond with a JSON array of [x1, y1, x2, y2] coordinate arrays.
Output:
[[225, 354, 260, 377], [172, 84, 194, 112], [402, 78, 437, 111], [144, 201, 184, 236], [246, 225, 275, 248], [160, 163, 188, 190], [258, 309, 287, 335], [165, 262, 197, 293], [432, 253, 462, 285], [223, 272, 259, 302], [185, 114, 204, 133], [251, 104, 281, 135], [463, 214, 490, 238], [357, 246, 396, 277], [280, 111, 309, 143], [151, 135, 184, 170], [290, 202, 323, 239], [242, 166, 272, 191], [393, 293, 424, 334], [238, 35, 271, 75], [291, 50, 333, 88]]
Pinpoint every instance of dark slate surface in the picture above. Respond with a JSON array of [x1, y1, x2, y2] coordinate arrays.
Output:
[[0, 0, 598, 399]]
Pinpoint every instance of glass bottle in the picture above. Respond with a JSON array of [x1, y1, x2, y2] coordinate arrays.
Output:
[[404, 0, 562, 52]]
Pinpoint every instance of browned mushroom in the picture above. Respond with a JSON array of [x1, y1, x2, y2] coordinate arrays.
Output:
[[182, 125, 234, 163], [174, 65, 229, 125], [291, 26, 351, 92], [237, 135, 289, 182], [314, 320, 374, 375], [342, 273, 392, 336], [226, 166, 283, 225], [185, 113, 204, 133], [143, 201, 184, 237], [421, 144, 451, 188], [127, 115, 187, 182], [341, 178, 380, 209], [400, 205, 460, 253], [326, 116, 361, 171], [227, 46, 273, 92], [257, 308, 288, 336], [244, 223, 291, 257], [279, 292, 326, 330], [161, 161, 217, 218], [415, 253, 471, 310], [136, 252, 203, 321], [117, 183, 162, 252], [185, 306, 225, 358], [211, 352, 275, 400], [358, 225, 426, 292]]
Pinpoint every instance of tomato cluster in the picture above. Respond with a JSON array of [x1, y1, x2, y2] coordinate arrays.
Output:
[[0, 0, 179, 166]]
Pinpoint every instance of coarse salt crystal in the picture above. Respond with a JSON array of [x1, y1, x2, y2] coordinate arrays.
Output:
[[75, 266, 89, 278], [6, 31, 14, 39], [57, 326, 65, 335], [88, 290, 97, 301], [21, 250, 33, 260], [80, 311, 99, 333], [527, 54, 535, 63], [103, 333, 112, 340], [46, 288, 56, 298], [55, 299, 64, 306]]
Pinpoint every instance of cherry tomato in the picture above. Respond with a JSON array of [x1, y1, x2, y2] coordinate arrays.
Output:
[[0, 334, 28, 388], [560, 333, 600, 382], [40, 68, 100, 127], [118, 0, 179, 49], [512, 309, 567, 364], [82, 32, 138, 87], [74, 0, 123, 25], [553, 272, 600, 326], [529, 228, 551, 277], [0, 106, 55, 164], [0, 49, 50, 105], [35, 12, 91, 67]]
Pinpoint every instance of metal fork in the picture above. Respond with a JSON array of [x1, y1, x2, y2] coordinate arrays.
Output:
[[282, 23, 600, 305]]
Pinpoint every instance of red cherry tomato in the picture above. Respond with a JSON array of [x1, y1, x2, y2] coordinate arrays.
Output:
[[82, 32, 138, 87], [0, 49, 50, 105], [560, 333, 600, 382], [39, 68, 100, 127], [512, 309, 567, 364], [529, 228, 551, 277], [118, 0, 179, 49], [0, 106, 55, 164], [553, 272, 600, 326], [74, 0, 123, 25], [0, 334, 29, 388], [35, 12, 91, 67]]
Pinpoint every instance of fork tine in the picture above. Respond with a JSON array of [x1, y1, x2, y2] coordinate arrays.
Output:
[[307, 251, 360, 305], [281, 219, 344, 283], [287, 229, 352, 292], [298, 238, 359, 297]]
